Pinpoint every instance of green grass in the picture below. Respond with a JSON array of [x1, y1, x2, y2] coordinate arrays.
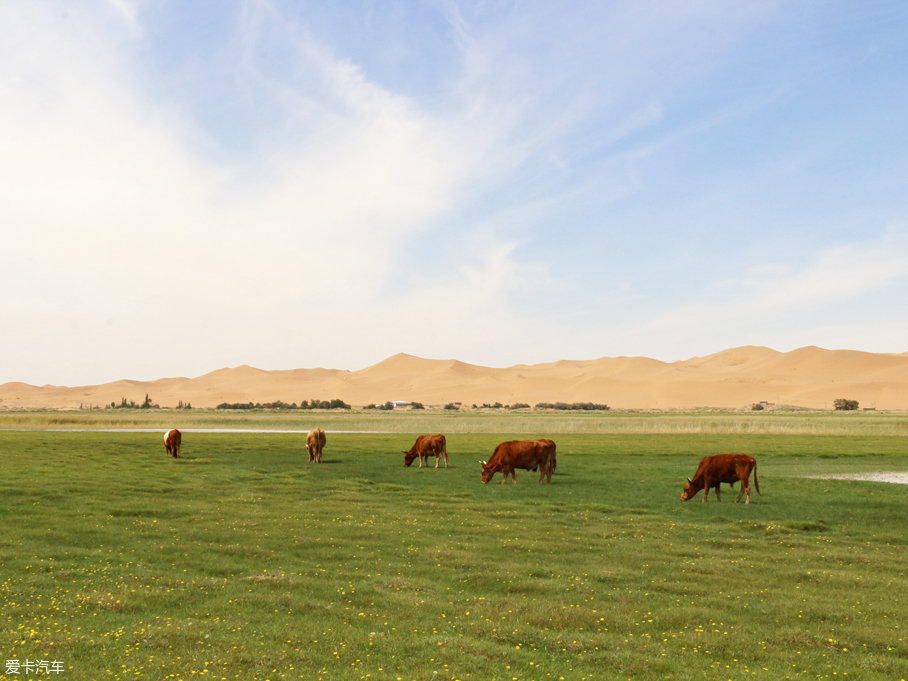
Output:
[[1, 422, 906, 680]]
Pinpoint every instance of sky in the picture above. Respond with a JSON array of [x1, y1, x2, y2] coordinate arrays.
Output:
[[3, 1, 908, 386]]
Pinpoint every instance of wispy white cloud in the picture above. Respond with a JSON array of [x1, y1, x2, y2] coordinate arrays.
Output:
[[740, 234, 908, 309], [0, 2, 527, 383], [623, 231, 908, 360], [2, 2, 907, 385]]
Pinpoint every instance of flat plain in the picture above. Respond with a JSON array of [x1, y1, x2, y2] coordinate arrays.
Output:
[[1, 409, 906, 680]]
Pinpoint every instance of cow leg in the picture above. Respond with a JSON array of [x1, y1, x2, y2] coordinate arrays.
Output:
[[736, 469, 751, 503], [434, 455, 439, 469], [738, 481, 750, 504]]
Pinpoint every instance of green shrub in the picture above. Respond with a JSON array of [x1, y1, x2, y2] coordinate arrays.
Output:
[[534, 401, 610, 411]]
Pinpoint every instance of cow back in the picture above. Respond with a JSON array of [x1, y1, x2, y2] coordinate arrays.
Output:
[[695, 453, 754, 482], [307, 428, 326, 446], [488, 439, 553, 469]]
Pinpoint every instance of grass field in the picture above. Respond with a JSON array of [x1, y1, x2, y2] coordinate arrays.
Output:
[[1, 410, 906, 680], [3, 405, 908, 435]]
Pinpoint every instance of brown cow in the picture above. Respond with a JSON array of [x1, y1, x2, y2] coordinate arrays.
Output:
[[403, 434, 448, 468], [681, 453, 760, 504], [480, 439, 556, 484], [306, 428, 326, 463], [163, 428, 181, 458]]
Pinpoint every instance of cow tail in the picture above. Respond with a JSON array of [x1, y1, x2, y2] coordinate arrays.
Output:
[[753, 460, 761, 496]]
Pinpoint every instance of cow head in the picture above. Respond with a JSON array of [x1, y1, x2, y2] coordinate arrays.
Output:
[[680, 477, 695, 501], [479, 460, 494, 484], [404, 450, 417, 467]]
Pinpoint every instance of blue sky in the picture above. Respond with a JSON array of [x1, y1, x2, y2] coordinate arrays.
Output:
[[2, 1, 908, 386]]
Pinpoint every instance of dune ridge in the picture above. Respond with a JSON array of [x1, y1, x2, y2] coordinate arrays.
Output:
[[2, 346, 907, 410]]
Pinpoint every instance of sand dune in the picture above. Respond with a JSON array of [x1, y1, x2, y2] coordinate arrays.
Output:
[[2, 346, 907, 410]]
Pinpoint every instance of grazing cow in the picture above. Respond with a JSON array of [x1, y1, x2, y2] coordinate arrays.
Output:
[[480, 439, 556, 484], [403, 434, 448, 469], [681, 453, 760, 504], [306, 428, 326, 463], [163, 428, 181, 458]]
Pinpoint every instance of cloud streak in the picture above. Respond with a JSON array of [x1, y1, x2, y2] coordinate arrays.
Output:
[[625, 231, 908, 360]]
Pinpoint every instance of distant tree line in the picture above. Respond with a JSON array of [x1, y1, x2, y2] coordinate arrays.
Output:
[[364, 401, 427, 410], [473, 402, 532, 410], [215, 399, 351, 410], [364, 401, 395, 411], [106, 394, 159, 409], [102, 396, 608, 411], [534, 402, 610, 411]]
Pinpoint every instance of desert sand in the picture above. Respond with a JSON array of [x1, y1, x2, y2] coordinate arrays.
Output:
[[2, 346, 908, 411]]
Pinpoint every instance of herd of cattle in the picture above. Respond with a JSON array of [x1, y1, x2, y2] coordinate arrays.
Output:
[[162, 428, 761, 502]]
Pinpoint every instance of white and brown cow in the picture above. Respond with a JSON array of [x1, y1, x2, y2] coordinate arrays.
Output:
[[163, 428, 182, 458]]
